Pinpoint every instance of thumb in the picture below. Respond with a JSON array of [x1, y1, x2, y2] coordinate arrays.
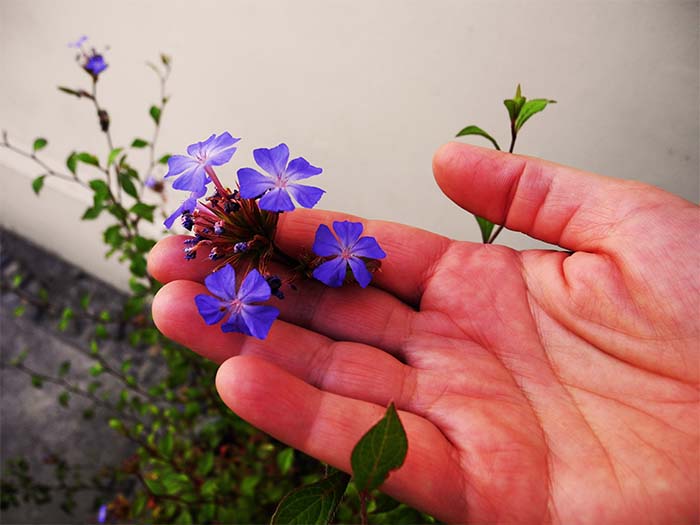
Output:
[[432, 142, 684, 252]]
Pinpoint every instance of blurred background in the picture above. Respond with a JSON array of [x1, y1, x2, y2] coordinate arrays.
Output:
[[2, 0, 698, 290]]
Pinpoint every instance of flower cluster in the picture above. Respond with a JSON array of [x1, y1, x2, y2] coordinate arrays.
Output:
[[164, 132, 386, 339], [68, 35, 108, 78]]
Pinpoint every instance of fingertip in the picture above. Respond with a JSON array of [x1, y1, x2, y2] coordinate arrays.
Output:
[[147, 235, 217, 283]]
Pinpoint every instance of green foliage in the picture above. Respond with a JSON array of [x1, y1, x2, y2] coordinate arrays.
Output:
[[32, 138, 48, 151], [272, 470, 350, 525], [32, 175, 46, 195], [149, 105, 161, 125], [455, 125, 501, 150], [351, 403, 408, 492], [131, 138, 149, 148]]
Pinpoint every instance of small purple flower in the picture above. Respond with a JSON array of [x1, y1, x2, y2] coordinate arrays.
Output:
[[165, 132, 240, 195], [238, 143, 324, 212], [163, 187, 205, 229], [97, 504, 107, 523], [312, 221, 386, 288], [195, 265, 280, 339], [85, 54, 108, 76], [68, 35, 88, 48], [144, 175, 158, 188]]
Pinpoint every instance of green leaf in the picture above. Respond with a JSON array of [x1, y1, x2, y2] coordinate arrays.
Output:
[[58, 307, 73, 331], [129, 278, 148, 295], [103, 225, 123, 249], [33, 138, 48, 151], [175, 509, 193, 525], [240, 475, 261, 497], [58, 360, 71, 377], [89, 363, 104, 377], [158, 154, 171, 165], [119, 172, 139, 198], [82, 205, 102, 220], [13, 304, 26, 317], [131, 138, 149, 148], [107, 147, 123, 167], [31, 375, 43, 389], [196, 451, 215, 477], [130, 203, 155, 222], [514, 98, 556, 132], [277, 447, 295, 475], [134, 235, 156, 253], [10, 349, 28, 366], [503, 83, 527, 123], [131, 492, 147, 518], [31, 175, 46, 195], [80, 293, 91, 310], [455, 125, 501, 151], [76, 152, 100, 167], [149, 105, 161, 125], [58, 86, 81, 97], [58, 391, 70, 407], [475, 215, 495, 243], [158, 431, 174, 458], [272, 470, 350, 525], [350, 402, 408, 492], [65, 153, 78, 175]]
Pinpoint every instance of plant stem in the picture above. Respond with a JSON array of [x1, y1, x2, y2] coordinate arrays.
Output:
[[486, 130, 518, 244], [359, 490, 369, 525]]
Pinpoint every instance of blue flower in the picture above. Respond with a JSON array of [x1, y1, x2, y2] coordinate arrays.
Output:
[[85, 54, 108, 76], [312, 221, 386, 288], [195, 265, 280, 339], [238, 143, 324, 212], [165, 132, 240, 195]]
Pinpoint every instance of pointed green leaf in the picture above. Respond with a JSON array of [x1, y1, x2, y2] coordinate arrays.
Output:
[[107, 147, 123, 167], [58, 391, 70, 407], [475, 215, 495, 243], [130, 203, 156, 222], [32, 175, 46, 195], [119, 172, 139, 198], [514, 98, 556, 132], [271, 470, 350, 525], [32, 138, 48, 151], [76, 152, 100, 167], [58, 86, 81, 97], [277, 447, 295, 475], [131, 138, 149, 148], [149, 105, 161, 125], [196, 451, 215, 477], [350, 402, 408, 492], [31, 375, 44, 388], [455, 125, 501, 150], [58, 360, 71, 377], [66, 152, 78, 174], [158, 154, 171, 165]]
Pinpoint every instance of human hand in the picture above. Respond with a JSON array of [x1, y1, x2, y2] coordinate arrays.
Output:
[[148, 142, 699, 523]]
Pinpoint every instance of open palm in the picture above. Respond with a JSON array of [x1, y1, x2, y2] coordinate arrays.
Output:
[[148, 143, 699, 523]]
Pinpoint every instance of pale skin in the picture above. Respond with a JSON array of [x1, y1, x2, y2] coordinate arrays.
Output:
[[148, 142, 699, 523]]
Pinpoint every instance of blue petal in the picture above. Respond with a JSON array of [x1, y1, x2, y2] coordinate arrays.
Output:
[[163, 196, 197, 229], [351, 236, 386, 259], [165, 155, 196, 178], [187, 134, 215, 157], [312, 257, 348, 287], [333, 221, 363, 250], [253, 144, 289, 177], [285, 157, 323, 181], [259, 188, 295, 212], [312, 224, 342, 257], [287, 184, 325, 209], [238, 168, 275, 198], [203, 265, 237, 301], [207, 132, 240, 166], [241, 305, 280, 339], [194, 294, 227, 325], [348, 257, 373, 288], [237, 269, 271, 304], [171, 165, 209, 193], [221, 312, 251, 335]]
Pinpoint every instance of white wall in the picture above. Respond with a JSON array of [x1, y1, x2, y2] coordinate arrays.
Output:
[[1, 0, 698, 290]]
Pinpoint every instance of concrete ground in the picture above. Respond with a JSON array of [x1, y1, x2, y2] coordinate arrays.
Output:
[[1, 229, 144, 524]]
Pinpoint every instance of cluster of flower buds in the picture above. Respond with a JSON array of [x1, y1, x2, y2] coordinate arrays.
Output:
[[164, 132, 386, 339]]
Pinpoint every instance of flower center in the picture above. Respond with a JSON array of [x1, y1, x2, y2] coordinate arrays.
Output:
[[228, 298, 244, 314]]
